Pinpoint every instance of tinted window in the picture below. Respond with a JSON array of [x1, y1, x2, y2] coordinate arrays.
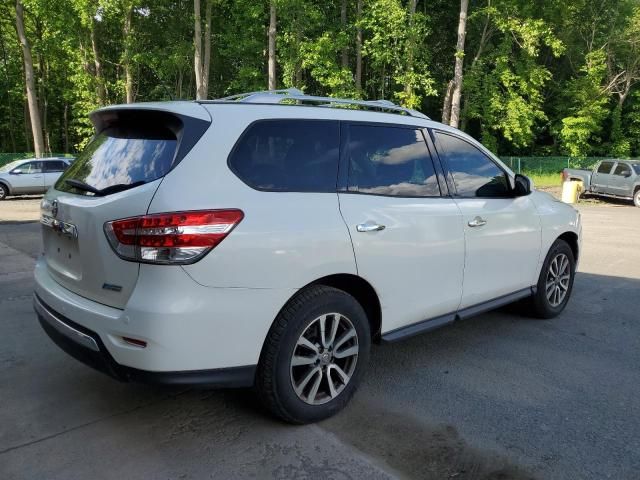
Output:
[[613, 163, 631, 176], [435, 132, 510, 197], [346, 125, 440, 197], [229, 120, 339, 192], [56, 124, 177, 195], [44, 161, 67, 172], [597, 162, 614, 174]]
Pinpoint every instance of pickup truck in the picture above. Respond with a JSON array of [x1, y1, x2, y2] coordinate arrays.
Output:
[[563, 159, 640, 207]]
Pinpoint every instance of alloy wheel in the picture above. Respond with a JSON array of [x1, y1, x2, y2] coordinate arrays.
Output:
[[546, 253, 571, 307], [290, 313, 359, 405]]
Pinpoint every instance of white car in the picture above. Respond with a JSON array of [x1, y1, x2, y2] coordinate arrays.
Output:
[[33, 90, 581, 423], [0, 157, 72, 200]]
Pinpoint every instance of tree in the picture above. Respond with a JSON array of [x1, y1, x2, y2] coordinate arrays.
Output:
[[559, 50, 610, 156], [355, 0, 362, 93], [442, 0, 468, 128], [268, 0, 277, 90], [194, 0, 212, 100], [14, 0, 44, 156]]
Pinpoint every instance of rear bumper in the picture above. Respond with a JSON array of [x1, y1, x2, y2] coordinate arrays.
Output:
[[34, 256, 295, 378], [34, 293, 256, 387]]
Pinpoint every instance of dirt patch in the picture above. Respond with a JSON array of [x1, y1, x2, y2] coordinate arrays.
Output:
[[322, 400, 536, 480]]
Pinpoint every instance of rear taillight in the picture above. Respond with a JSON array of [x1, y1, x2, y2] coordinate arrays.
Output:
[[104, 209, 244, 264]]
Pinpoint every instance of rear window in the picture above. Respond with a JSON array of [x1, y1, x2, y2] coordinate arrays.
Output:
[[228, 120, 340, 192], [56, 124, 177, 196]]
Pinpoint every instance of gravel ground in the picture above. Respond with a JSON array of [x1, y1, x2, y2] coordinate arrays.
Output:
[[0, 196, 42, 222], [0, 202, 639, 479]]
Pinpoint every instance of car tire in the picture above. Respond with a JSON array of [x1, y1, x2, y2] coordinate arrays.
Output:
[[0, 183, 7, 200], [530, 239, 576, 319], [256, 285, 370, 424], [634, 189, 640, 208]]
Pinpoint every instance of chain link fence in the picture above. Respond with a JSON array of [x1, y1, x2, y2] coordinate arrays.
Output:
[[500, 156, 604, 175], [499, 157, 608, 186]]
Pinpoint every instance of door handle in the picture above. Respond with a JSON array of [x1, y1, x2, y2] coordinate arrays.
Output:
[[468, 216, 487, 228], [356, 222, 386, 232]]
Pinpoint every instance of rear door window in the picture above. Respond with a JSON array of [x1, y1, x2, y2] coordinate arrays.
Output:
[[44, 161, 68, 172], [345, 125, 440, 197], [228, 120, 340, 192], [613, 163, 631, 176], [56, 124, 178, 196]]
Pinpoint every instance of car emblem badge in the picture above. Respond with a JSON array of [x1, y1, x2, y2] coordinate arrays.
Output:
[[51, 199, 59, 218]]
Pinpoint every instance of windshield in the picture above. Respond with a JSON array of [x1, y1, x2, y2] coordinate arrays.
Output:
[[55, 124, 178, 196], [633, 164, 640, 175], [0, 160, 27, 173]]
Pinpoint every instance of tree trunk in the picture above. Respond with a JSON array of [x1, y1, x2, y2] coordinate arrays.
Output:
[[24, 100, 32, 152], [15, 0, 44, 157], [194, 0, 212, 99], [90, 18, 106, 105], [441, 79, 454, 124], [449, 0, 468, 128], [355, 0, 363, 93], [403, 0, 418, 102], [341, 0, 348, 69], [123, 5, 134, 103], [63, 103, 69, 153], [268, 1, 277, 90], [203, 0, 212, 96], [194, 0, 203, 98]]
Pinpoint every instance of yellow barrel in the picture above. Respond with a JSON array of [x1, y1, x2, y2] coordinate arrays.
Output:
[[561, 180, 583, 204]]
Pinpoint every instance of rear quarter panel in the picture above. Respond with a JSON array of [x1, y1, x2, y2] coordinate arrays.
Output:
[[148, 104, 358, 289]]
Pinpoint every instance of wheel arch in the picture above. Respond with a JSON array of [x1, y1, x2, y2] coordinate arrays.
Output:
[[268, 274, 383, 344], [0, 180, 10, 195], [307, 274, 382, 342], [557, 231, 579, 263]]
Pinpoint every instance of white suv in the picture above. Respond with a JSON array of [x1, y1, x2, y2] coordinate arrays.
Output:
[[34, 89, 581, 423]]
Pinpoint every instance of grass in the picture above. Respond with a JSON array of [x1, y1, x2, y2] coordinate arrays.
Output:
[[525, 172, 562, 188]]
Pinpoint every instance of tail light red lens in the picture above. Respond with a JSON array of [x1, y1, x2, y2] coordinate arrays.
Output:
[[104, 209, 244, 264]]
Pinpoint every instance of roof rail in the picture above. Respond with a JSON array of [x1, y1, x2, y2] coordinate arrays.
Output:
[[205, 88, 429, 120]]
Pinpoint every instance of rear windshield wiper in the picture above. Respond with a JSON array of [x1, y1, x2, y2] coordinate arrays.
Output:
[[65, 179, 103, 196], [98, 181, 146, 195], [65, 179, 146, 196]]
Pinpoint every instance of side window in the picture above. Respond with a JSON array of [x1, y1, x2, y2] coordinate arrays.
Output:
[[597, 162, 614, 174], [613, 163, 631, 176], [346, 125, 440, 197], [22, 162, 43, 174], [228, 120, 339, 192], [44, 161, 67, 172], [434, 132, 510, 198]]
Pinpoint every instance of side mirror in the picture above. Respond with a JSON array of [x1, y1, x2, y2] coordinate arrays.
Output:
[[10, 169, 23, 175], [514, 174, 533, 196], [624, 172, 632, 178]]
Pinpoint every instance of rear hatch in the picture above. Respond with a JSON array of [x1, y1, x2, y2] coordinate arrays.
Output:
[[40, 103, 211, 309]]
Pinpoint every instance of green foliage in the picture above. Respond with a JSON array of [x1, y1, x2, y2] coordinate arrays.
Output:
[[559, 50, 610, 157], [463, 0, 564, 151], [1, 0, 640, 158]]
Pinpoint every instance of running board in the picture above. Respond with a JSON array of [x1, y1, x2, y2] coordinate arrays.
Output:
[[381, 287, 536, 343]]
